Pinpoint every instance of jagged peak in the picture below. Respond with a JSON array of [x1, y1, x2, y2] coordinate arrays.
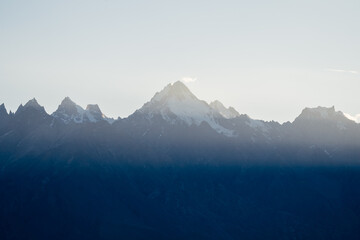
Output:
[[85, 104, 114, 123], [295, 106, 349, 124], [17, 98, 46, 114], [55, 97, 84, 113], [24, 98, 41, 109], [136, 81, 233, 136], [14, 98, 47, 116], [53, 98, 113, 124], [151, 81, 197, 102], [140, 81, 206, 113], [86, 104, 102, 114], [210, 100, 240, 119], [52, 97, 84, 124], [16, 104, 23, 113], [60, 97, 76, 106], [0, 103, 8, 116]]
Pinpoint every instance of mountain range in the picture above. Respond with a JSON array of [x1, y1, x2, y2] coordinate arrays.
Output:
[[1, 81, 360, 239], [1, 81, 359, 162]]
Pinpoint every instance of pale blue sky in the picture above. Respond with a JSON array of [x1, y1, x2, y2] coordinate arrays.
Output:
[[0, 0, 359, 122]]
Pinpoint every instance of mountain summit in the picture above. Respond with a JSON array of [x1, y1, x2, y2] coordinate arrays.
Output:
[[85, 104, 114, 123], [52, 97, 113, 124], [292, 106, 357, 137], [0, 104, 7, 116], [294, 106, 352, 126], [52, 97, 85, 123], [15, 98, 47, 117], [0, 104, 9, 123], [136, 81, 233, 136], [24, 98, 42, 109], [22, 98, 46, 112]]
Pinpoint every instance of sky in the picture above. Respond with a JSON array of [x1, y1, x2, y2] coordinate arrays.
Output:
[[0, 0, 359, 123]]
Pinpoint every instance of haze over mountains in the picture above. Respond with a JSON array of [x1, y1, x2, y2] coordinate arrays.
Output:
[[1, 80, 358, 132], [1, 81, 360, 239], [1, 81, 359, 145], [1, 81, 360, 165]]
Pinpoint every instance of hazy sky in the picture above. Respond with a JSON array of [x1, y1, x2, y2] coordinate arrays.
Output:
[[1, 0, 359, 122]]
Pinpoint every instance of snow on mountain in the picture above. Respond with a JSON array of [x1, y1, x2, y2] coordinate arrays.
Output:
[[52, 97, 113, 124], [209, 100, 240, 119], [52, 97, 84, 124], [207, 100, 269, 133], [137, 81, 233, 136], [85, 104, 114, 124], [344, 113, 360, 123]]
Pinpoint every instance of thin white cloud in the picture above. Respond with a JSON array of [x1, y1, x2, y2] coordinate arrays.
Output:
[[181, 77, 197, 83], [344, 113, 360, 123], [326, 68, 358, 74]]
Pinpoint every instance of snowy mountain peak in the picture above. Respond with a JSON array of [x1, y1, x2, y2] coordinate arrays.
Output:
[[137, 81, 233, 136], [85, 104, 114, 123], [152, 80, 197, 102], [210, 100, 240, 119], [142, 81, 202, 113], [53, 98, 114, 124], [53, 98, 85, 124]]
